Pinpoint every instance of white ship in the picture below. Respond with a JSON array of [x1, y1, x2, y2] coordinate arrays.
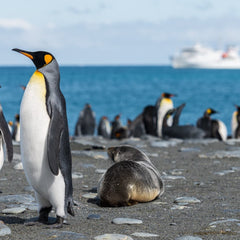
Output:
[[171, 44, 240, 69]]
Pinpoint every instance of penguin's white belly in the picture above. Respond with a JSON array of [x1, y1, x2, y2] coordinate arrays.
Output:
[[157, 101, 173, 137], [0, 137, 4, 171], [20, 72, 65, 209], [231, 112, 238, 138]]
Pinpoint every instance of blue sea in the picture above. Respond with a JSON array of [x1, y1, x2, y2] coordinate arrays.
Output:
[[0, 66, 240, 136]]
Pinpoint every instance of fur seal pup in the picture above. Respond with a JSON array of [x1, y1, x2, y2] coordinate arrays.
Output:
[[74, 103, 96, 136], [97, 145, 164, 207]]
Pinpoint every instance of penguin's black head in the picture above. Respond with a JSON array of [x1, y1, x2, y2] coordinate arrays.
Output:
[[205, 108, 218, 116], [12, 48, 55, 69], [162, 92, 176, 98]]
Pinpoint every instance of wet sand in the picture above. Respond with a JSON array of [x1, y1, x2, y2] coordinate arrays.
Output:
[[0, 136, 239, 240]]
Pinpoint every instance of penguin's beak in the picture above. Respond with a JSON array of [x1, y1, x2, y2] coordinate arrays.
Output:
[[12, 48, 34, 60]]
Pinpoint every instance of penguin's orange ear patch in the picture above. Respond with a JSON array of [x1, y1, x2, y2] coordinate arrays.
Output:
[[44, 54, 53, 64], [207, 108, 211, 114]]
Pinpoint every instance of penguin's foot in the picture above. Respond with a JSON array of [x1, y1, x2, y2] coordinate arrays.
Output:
[[24, 206, 52, 226], [46, 216, 64, 228]]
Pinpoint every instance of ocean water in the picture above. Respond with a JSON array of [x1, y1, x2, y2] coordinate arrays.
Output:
[[0, 66, 240, 136]]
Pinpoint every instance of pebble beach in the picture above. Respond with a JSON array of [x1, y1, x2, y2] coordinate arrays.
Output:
[[0, 136, 239, 240]]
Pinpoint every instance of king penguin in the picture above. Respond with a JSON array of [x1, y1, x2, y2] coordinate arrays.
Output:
[[231, 105, 240, 138], [156, 93, 175, 137], [142, 92, 175, 137], [74, 103, 96, 136], [98, 116, 111, 139], [0, 104, 13, 171], [197, 108, 227, 141], [12, 48, 74, 227]]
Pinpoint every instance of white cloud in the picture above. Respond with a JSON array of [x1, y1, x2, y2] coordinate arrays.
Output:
[[0, 18, 32, 31]]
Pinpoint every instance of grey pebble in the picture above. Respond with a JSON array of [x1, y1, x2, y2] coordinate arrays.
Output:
[[0, 221, 11, 236], [81, 193, 97, 199], [112, 217, 143, 225], [214, 169, 235, 176], [209, 218, 240, 226], [95, 169, 107, 174], [72, 172, 83, 179], [24, 186, 34, 192], [162, 175, 186, 180], [87, 214, 101, 220], [179, 147, 200, 152], [175, 236, 202, 240], [2, 207, 26, 214], [0, 194, 35, 204], [151, 140, 181, 148], [14, 162, 23, 170], [131, 232, 159, 237], [94, 234, 133, 240], [174, 197, 201, 204]]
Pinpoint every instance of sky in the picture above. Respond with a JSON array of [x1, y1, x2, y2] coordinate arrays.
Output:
[[1, 0, 240, 65]]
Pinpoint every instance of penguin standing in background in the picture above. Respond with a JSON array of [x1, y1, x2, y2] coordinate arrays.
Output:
[[0, 104, 13, 170], [128, 114, 146, 138], [98, 116, 111, 139], [156, 93, 175, 137], [74, 103, 96, 136], [12, 114, 20, 142], [142, 92, 175, 137], [231, 105, 240, 138], [12, 48, 74, 227], [197, 108, 227, 141], [142, 105, 157, 136]]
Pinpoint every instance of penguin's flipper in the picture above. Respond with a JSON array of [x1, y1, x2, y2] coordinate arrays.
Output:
[[172, 103, 186, 126], [47, 108, 64, 175], [0, 105, 13, 162], [59, 123, 75, 216]]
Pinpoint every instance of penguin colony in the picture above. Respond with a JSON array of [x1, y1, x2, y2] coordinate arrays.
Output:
[[74, 92, 235, 141], [0, 48, 237, 228]]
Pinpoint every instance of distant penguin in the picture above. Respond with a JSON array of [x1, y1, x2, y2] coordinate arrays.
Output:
[[0, 104, 13, 170], [74, 103, 96, 136], [231, 105, 240, 138], [13, 48, 74, 227], [12, 114, 20, 142], [197, 108, 227, 141], [98, 116, 111, 139], [97, 145, 164, 207], [8, 121, 13, 135], [142, 106, 157, 136], [162, 104, 205, 139], [111, 114, 123, 139], [142, 92, 175, 137], [128, 114, 146, 138], [156, 92, 175, 137]]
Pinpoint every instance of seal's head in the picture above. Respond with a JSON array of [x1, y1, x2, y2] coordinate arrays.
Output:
[[107, 145, 149, 163]]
